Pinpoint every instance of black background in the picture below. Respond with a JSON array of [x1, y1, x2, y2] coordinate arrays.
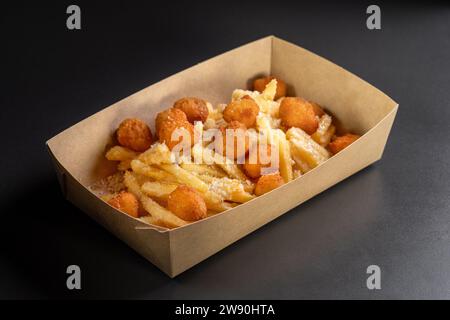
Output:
[[1, 1, 449, 299]]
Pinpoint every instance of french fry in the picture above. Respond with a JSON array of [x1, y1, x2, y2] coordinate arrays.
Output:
[[139, 215, 169, 228], [292, 155, 311, 174], [192, 145, 249, 182], [180, 163, 226, 178], [196, 174, 215, 183], [293, 169, 302, 179], [117, 159, 132, 171], [158, 164, 209, 193], [201, 190, 233, 212], [106, 146, 138, 161], [210, 178, 255, 203], [124, 172, 187, 228], [198, 175, 254, 193], [320, 125, 335, 147], [287, 127, 330, 169], [312, 114, 335, 147], [138, 142, 174, 165], [141, 181, 178, 200], [130, 159, 178, 183], [274, 129, 294, 183]]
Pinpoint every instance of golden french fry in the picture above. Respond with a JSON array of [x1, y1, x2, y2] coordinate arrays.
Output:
[[196, 174, 215, 183], [287, 127, 330, 169], [124, 172, 187, 228], [293, 156, 311, 174], [192, 145, 248, 182], [274, 130, 293, 183], [100, 193, 114, 202], [292, 155, 311, 174], [130, 159, 178, 183], [180, 163, 226, 178], [138, 142, 174, 165], [117, 159, 131, 171], [141, 181, 178, 200], [201, 190, 233, 212], [312, 114, 335, 147], [319, 125, 335, 147], [139, 215, 170, 229], [198, 174, 254, 193], [158, 164, 209, 193], [229, 190, 255, 203], [210, 178, 255, 203], [106, 146, 139, 161]]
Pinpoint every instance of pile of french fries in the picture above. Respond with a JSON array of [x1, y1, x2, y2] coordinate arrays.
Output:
[[100, 80, 341, 229]]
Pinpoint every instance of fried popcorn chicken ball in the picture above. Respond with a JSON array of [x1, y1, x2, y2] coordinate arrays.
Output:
[[155, 108, 187, 137], [328, 134, 360, 154], [107, 191, 139, 218], [173, 97, 209, 123], [310, 102, 325, 117], [253, 76, 287, 100], [243, 144, 277, 179], [216, 121, 250, 160], [254, 172, 285, 196], [279, 97, 319, 134], [167, 185, 207, 221], [223, 99, 260, 128], [117, 118, 153, 152], [158, 117, 195, 150]]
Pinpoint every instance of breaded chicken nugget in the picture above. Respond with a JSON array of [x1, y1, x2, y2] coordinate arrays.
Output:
[[107, 191, 139, 218], [279, 97, 318, 134], [253, 76, 287, 100], [173, 97, 209, 123], [155, 108, 187, 137], [167, 185, 207, 221], [328, 134, 360, 154], [117, 118, 153, 152], [223, 99, 259, 128], [310, 102, 325, 117], [254, 172, 285, 196], [215, 121, 249, 160], [158, 118, 195, 150], [243, 144, 277, 179]]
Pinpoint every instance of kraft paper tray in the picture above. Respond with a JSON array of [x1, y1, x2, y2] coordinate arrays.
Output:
[[46, 36, 398, 277]]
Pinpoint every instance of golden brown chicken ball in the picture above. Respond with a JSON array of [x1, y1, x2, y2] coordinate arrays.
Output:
[[243, 144, 278, 179], [215, 121, 249, 160], [223, 99, 260, 128], [328, 134, 360, 154], [155, 108, 188, 138], [310, 102, 325, 117], [253, 76, 287, 100], [279, 97, 319, 134], [173, 97, 209, 123], [254, 173, 285, 196], [158, 118, 195, 151], [116, 118, 153, 152], [107, 191, 139, 218], [167, 185, 207, 221]]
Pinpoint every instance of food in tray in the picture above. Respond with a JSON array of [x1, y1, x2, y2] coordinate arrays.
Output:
[[92, 76, 360, 229]]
